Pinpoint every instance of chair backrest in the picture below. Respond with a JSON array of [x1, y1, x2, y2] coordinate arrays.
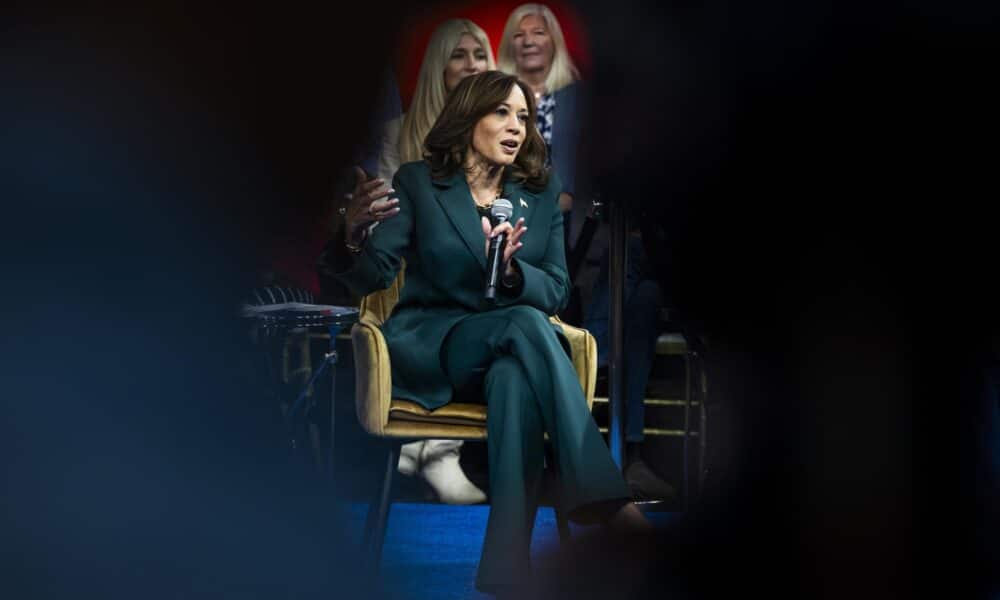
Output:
[[359, 263, 405, 327]]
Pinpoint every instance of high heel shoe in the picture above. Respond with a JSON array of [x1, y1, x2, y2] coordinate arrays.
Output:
[[606, 502, 653, 534]]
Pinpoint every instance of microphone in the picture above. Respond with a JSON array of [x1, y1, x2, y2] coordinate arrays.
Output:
[[484, 198, 514, 301]]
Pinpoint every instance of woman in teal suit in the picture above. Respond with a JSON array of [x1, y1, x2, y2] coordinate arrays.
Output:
[[327, 71, 646, 594]]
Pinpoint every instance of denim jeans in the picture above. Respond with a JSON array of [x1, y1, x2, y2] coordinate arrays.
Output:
[[582, 235, 663, 442]]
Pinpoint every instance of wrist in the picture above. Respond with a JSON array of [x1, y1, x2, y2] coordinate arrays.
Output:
[[345, 226, 368, 253], [501, 261, 522, 288]]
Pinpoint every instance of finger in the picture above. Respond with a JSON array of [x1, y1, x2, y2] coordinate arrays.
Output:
[[503, 241, 524, 263], [364, 187, 393, 202], [353, 166, 368, 186], [377, 198, 399, 210], [508, 224, 528, 245], [481, 216, 492, 237], [369, 198, 399, 214], [360, 177, 386, 194], [350, 205, 374, 225], [507, 217, 525, 243], [357, 191, 392, 217], [490, 222, 514, 238], [374, 207, 401, 221]]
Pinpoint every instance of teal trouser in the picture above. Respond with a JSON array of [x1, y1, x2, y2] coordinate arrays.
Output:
[[441, 306, 630, 592]]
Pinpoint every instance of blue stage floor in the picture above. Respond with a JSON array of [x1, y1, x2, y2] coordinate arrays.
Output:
[[344, 503, 682, 599]]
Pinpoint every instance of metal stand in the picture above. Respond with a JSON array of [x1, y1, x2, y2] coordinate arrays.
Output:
[[327, 324, 339, 481], [246, 305, 358, 481], [607, 198, 629, 468], [286, 324, 350, 481]]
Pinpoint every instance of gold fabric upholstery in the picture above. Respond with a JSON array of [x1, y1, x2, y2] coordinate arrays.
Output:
[[389, 399, 487, 426], [381, 420, 489, 440], [352, 266, 597, 439]]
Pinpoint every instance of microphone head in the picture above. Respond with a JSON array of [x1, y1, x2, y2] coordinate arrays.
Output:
[[490, 198, 514, 224]]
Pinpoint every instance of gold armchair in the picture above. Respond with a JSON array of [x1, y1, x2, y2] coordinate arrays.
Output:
[[350, 266, 599, 570]]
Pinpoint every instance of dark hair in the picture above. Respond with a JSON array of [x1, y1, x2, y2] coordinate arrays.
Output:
[[423, 71, 549, 191]]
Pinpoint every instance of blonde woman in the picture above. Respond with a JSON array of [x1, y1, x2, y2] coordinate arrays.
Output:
[[377, 19, 496, 184], [377, 19, 496, 506], [497, 4, 580, 215]]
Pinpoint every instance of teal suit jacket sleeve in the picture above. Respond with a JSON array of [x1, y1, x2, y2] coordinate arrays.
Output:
[[331, 169, 414, 298], [496, 172, 570, 315]]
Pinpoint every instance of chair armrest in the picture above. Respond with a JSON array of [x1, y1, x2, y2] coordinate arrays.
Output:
[[350, 321, 394, 436], [549, 316, 598, 410], [353, 315, 597, 435]]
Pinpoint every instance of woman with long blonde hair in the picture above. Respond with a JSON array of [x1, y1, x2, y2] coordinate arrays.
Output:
[[376, 18, 496, 506], [378, 19, 496, 183]]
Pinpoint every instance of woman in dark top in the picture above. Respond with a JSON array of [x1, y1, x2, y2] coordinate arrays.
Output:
[[324, 71, 646, 594]]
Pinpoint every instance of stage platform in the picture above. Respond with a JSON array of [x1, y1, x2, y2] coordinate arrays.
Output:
[[341, 502, 682, 599]]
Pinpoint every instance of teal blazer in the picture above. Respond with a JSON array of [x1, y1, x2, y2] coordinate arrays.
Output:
[[334, 160, 570, 410]]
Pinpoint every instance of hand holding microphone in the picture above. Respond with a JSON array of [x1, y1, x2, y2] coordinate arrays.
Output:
[[481, 199, 527, 300]]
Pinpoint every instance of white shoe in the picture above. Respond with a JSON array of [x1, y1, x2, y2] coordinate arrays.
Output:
[[418, 440, 486, 505], [397, 440, 424, 476]]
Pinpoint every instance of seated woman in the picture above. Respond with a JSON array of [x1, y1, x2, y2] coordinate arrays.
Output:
[[324, 71, 647, 594], [377, 17, 497, 506]]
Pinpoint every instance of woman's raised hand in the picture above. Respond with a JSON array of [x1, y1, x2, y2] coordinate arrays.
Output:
[[344, 166, 400, 240], [481, 215, 527, 277]]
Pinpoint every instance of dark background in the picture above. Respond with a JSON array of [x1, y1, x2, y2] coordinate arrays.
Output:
[[2, 0, 997, 597]]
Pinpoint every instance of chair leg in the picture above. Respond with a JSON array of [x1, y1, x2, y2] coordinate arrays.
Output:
[[363, 441, 399, 575]]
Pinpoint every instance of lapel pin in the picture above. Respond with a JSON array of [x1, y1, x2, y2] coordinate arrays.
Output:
[[520, 198, 528, 208]]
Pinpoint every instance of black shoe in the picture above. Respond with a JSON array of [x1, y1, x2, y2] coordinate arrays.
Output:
[[624, 459, 677, 501]]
